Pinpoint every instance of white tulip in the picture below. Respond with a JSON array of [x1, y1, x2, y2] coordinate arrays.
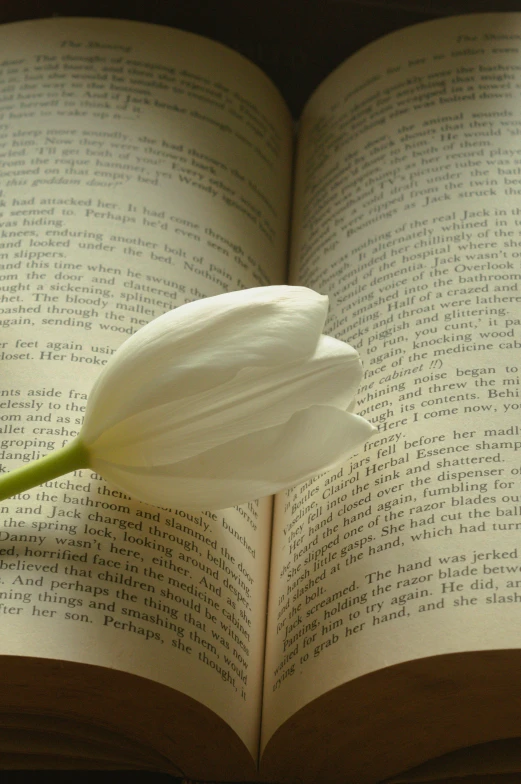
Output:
[[0, 286, 375, 510]]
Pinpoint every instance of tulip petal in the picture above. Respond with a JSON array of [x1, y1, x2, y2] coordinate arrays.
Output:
[[82, 286, 329, 443], [90, 406, 377, 510], [87, 336, 363, 467]]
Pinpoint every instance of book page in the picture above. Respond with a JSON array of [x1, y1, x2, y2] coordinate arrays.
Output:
[[262, 12, 521, 755], [0, 17, 292, 763]]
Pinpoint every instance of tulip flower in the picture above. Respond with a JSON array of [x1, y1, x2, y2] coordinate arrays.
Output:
[[0, 286, 375, 510]]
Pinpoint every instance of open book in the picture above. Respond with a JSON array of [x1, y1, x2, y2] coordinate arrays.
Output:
[[2, 11, 521, 783]]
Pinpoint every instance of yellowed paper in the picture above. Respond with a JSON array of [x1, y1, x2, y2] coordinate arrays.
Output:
[[0, 16, 292, 759], [263, 12, 521, 750]]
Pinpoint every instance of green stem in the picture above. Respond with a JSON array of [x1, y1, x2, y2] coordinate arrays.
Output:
[[0, 437, 90, 502]]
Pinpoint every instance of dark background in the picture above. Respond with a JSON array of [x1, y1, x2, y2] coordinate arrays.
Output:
[[0, 0, 519, 781]]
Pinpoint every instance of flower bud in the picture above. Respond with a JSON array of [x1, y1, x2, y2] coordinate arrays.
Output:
[[77, 286, 375, 509]]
